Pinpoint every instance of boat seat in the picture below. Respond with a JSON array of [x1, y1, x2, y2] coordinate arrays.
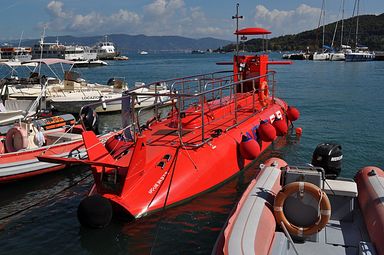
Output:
[[45, 132, 83, 144], [0, 102, 6, 112], [323, 179, 358, 221], [323, 179, 358, 197]]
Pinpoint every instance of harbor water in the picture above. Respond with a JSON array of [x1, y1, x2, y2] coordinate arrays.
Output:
[[0, 53, 383, 254]]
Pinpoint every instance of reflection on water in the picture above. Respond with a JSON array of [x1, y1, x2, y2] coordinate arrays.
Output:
[[0, 166, 91, 224]]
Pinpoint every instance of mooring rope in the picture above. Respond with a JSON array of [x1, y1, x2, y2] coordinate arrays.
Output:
[[149, 147, 180, 255]]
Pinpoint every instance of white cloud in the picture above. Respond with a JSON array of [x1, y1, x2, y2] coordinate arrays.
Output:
[[111, 9, 140, 24], [42, 0, 228, 39], [254, 4, 322, 36], [47, 1, 67, 18], [144, 0, 185, 16], [43, 1, 142, 35]]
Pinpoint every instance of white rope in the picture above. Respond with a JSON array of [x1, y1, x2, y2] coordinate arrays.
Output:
[[39, 119, 81, 155], [280, 221, 300, 255], [316, 190, 323, 225]]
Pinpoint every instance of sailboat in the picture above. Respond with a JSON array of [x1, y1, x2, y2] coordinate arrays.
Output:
[[329, 0, 352, 61], [313, 0, 330, 61], [345, 0, 375, 62]]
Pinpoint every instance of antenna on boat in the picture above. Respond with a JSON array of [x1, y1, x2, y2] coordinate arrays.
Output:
[[39, 26, 47, 74], [17, 31, 24, 48], [232, 3, 243, 57]]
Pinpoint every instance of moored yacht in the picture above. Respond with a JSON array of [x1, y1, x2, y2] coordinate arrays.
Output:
[[345, 46, 375, 62], [313, 0, 329, 61], [313, 51, 330, 61], [3, 59, 124, 113], [92, 36, 119, 60], [329, 45, 352, 61], [65, 45, 97, 61], [0, 46, 32, 62], [345, 0, 374, 62]]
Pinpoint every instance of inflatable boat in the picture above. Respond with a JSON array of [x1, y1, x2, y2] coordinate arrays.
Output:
[[213, 144, 384, 255]]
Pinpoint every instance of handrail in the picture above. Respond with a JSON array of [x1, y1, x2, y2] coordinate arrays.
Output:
[[79, 70, 277, 149]]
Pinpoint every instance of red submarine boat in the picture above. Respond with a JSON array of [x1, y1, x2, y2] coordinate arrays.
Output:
[[39, 15, 299, 228]]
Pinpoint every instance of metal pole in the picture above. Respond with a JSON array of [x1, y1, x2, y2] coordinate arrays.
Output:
[[232, 3, 243, 57]]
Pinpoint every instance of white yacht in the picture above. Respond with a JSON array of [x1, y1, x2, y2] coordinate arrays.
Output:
[[92, 36, 119, 60], [312, 0, 330, 61], [313, 51, 330, 61], [65, 45, 108, 67], [345, 47, 375, 62], [131, 82, 172, 109], [65, 45, 97, 61], [3, 59, 125, 113], [345, 0, 374, 62], [329, 0, 348, 61], [330, 45, 351, 61]]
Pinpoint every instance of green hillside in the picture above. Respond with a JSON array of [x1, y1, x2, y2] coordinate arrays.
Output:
[[222, 14, 384, 52]]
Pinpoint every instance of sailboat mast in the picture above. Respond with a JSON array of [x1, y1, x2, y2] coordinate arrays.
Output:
[[356, 0, 360, 47], [322, 0, 326, 52], [341, 0, 345, 46]]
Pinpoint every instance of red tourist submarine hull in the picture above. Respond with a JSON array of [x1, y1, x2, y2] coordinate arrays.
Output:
[[39, 45, 299, 228]]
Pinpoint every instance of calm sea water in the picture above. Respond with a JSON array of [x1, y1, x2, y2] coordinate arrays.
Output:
[[0, 53, 383, 255]]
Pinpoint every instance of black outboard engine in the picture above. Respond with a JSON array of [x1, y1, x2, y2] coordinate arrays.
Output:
[[311, 143, 342, 179], [81, 106, 99, 135]]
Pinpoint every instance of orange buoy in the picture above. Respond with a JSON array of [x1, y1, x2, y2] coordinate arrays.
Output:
[[273, 118, 288, 136], [258, 120, 276, 142], [287, 106, 300, 121], [239, 135, 260, 160], [295, 127, 303, 136]]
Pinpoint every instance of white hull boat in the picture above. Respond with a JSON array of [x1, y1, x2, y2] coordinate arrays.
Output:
[[345, 51, 375, 62], [313, 52, 330, 61], [329, 52, 345, 61]]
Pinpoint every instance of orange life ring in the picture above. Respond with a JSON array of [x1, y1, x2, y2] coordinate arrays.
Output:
[[259, 81, 269, 106], [273, 181, 331, 237], [5, 126, 28, 152]]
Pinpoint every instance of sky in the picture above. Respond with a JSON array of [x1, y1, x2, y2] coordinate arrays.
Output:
[[0, 0, 383, 42]]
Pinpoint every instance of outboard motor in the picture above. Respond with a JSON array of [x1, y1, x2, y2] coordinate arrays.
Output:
[[80, 106, 99, 135], [311, 143, 342, 179], [107, 78, 116, 86]]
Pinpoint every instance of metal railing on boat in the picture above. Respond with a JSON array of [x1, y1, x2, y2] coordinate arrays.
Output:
[[79, 70, 276, 148]]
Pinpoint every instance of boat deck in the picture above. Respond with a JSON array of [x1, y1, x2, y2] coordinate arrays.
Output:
[[269, 185, 374, 255], [282, 211, 371, 255], [219, 164, 378, 255], [143, 93, 277, 148]]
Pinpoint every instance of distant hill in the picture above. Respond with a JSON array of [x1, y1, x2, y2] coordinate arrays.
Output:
[[3, 34, 232, 53], [221, 14, 384, 52]]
